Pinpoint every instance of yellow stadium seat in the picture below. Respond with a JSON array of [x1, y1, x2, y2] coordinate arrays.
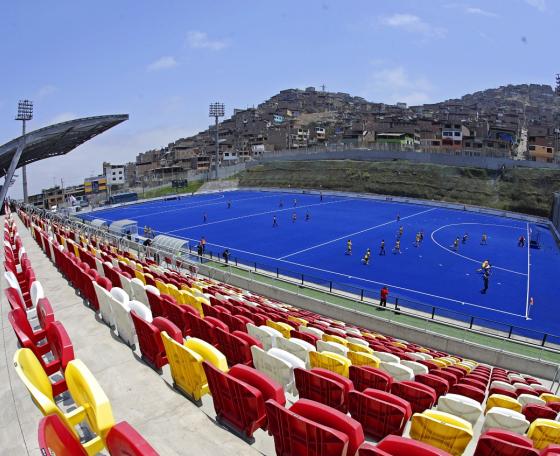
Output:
[[540, 393, 560, 404], [161, 333, 227, 402], [288, 316, 307, 327], [528, 418, 560, 449], [322, 334, 348, 346], [391, 341, 407, 349], [64, 359, 115, 439], [309, 351, 351, 377], [13, 349, 87, 437], [266, 320, 294, 339], [134, 270, 146, 284], [485, 394, 522, 413], [410, 410, 473, 456], [416, 347, 430, 353], [135, 263, 144, 272], [430, 359, 449, 368], [155, 279, 170, 295], [346, 342, 373, 354], [189, 297, 206, 317], [347, 351, 380, 368]]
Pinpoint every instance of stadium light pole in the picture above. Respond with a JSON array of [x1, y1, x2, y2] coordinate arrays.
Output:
[[209, 102, 224, 180], [15, 100, 33, 203]]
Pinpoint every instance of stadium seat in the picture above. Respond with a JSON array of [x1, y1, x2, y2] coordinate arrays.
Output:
[[299, 325, 324, 339], [391, 381, 437, 414], [203, 362, 285, 440], [374, 351, 401, 363], [294, 367, 353, 412], [519, 394, 547, 407], [130, 277, 149, 305], [105, 421, 159, 456], [450, 383, 486, 404], [474, 428, 539, 456], [266, 398, 364, 456], [64, 359, 115, 438], [482, 407, 530, 434], [402, 360, 430, 376], [111, 296, 136, 347], [380, 362, 414, 382], [38, 414, 102, 456], [309, 350, 351, 378], [541, 394, 560, 404], [348, 350, 381, 368], [131, 312, 182, 372], [349, 365, 393, 392], [93, 280, 115, 327], [409, 410, 473, 456], [358, 435, 453, 455], [247, 323, 282, 350], [215, 327, 262, 367], [276, 336, 316, 367], [13, 348, 85, 435], [317, 339, 349, 356], [161, 332, 228, 402], [415, 373, 450, 398], [45, 321, 75, 372], [527, 418, 560, 450], [251, 346, 305, 395], [35, 302, 55, 337], [486, 394, 523, 413], [348, 388, 412, 440], [267, 320, 295, 338], [436, 393, 483, 426], [523, 403, 559, 423]]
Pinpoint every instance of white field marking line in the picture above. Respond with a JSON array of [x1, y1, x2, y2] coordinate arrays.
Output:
[[164, 198, 353, 233], [172, 232, 526, 318], [525, 222, 531, 319], [278, 207, 438, 259], [99, 193, 281, 221], [430, 222, 527, 276], [113, 194, 226, 210]]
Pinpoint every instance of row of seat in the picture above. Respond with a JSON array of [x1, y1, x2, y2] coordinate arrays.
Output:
[[3, 209, 159, 456], [17, 206, 560, 455]]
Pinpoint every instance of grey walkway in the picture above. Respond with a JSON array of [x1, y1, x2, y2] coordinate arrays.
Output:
[[0, 216, 272, 456]]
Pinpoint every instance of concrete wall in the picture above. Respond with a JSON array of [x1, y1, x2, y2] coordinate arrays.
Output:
[[195, 262, 559, 380], [260, 147, 560, 171]]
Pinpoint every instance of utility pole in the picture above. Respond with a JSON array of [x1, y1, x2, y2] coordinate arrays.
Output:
[[15, 100, 33, 203], [209, 102, 225, 180]]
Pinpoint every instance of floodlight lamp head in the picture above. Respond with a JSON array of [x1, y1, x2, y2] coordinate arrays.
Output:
[[16, 99, 33, 121], [209, 102, 225, 118]]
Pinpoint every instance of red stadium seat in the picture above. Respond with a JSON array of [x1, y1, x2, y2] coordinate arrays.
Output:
[[203, 362, 285, 440], [460, 377, 487, 391], [266, 398, 364, 456], [430, 369, 458, 387], [38, 414, 88, 456], [45, 321, 75, 371], [516, 386, 539, 397], [450, 383, 486, 404], [391, 381, 437, 414], [36, 297, 55, 330], [348, 388, 412, 440], [349, 365, 393, 392], [474, 429, 539, 456], [522, 403, 558, 423], [294, 368, 353, 413], [105, 421, 159, 456], [541, 446, 560, 455], [414, 373, 450, 399], [489, 386, 519, 399], [290, 329, 320, 346], [215, 327, 262, 367], [130, 313, 182, 372], [358, 435, 453, 455], [160, 299, 197, 337]]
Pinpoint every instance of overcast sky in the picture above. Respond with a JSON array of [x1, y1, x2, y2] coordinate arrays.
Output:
[[0, 0, 557, 197]]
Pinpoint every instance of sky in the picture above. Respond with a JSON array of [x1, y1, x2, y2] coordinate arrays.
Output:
[[0, 0, 558, 197]]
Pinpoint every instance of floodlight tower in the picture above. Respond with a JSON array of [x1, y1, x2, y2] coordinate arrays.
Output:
[[15, 100, 33, 203], [556, 74, 560, 95], [209, 102, 225, 179]]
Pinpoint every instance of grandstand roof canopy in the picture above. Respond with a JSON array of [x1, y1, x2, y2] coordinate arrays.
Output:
[[0, 114, 128, 178]]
